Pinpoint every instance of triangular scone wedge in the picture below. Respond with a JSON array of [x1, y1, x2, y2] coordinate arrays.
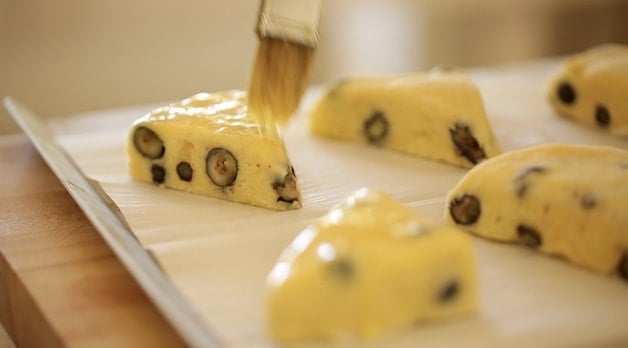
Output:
[[126, 91, 301, 211], [267, 188, 478, 342], [546, 44, 628, 137], [444, 143, 628, 280], [309, 72, 501, 168]]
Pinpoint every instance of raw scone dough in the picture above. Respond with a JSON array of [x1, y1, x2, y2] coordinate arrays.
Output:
[[309, 72, 501, 168], [444, 143, 628, 280], [126, 91, 301, 211], [267, 188, 478, 342], [547, 44, 628, 137]]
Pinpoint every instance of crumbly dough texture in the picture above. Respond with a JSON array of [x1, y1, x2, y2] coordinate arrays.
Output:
[[267, 188, 477, 342], [445, 143, 628, 278], [547, 44, 628, 137], [309, 72, 501, 168], [126, 91, 301, 211]]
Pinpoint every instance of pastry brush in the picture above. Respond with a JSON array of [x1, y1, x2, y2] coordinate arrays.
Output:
[[248, 0, 323, 133]]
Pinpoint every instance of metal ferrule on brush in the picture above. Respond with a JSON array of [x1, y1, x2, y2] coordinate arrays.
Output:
[[256, 0, 323, 47]]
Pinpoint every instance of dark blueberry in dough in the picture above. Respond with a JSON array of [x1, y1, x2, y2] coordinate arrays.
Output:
[[517, 224, 542, 249], [273, 167, 299, 203], [516, 165, 547, 177], [595, 105, 611, 127], [618, 252, 628, 281], [363, 111, 389, 144], [133, 126, 165, 159], [151, 164, 166, 184], [449, 194, 481, 225], [514, 165, 547, 198], [327, 257, 354, 282], [449, 122, 487, 165], [176, 161, 193, 182], [438, 279, 459, 303], [206, 148, 238, 187], [580, 193, 597, 209], [557, 82, 576, 105]]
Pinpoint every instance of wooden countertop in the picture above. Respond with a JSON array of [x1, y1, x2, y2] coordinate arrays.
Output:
[[0, 134, 186, 347]]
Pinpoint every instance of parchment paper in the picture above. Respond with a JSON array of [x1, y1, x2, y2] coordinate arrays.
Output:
[[49, 60, 628, 347]]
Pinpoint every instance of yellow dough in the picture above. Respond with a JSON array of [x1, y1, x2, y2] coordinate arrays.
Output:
[[267, 188, 478, 342], [126, 91, 301, 210], [547, 44, 628, 137], [309, 72, 501, 168], [444, 143, 628, 280]]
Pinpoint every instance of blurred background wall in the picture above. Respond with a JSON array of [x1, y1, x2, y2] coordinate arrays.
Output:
[[1, 0, 627, 135]]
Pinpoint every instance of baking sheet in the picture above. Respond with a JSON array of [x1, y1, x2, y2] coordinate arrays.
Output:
[[49, 60, 628, 347]]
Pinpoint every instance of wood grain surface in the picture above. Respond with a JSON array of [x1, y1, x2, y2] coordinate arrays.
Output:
[[0, 134, 186, 347]]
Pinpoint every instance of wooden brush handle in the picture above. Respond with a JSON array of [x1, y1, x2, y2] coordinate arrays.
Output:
[[256, 0, 323, 47]]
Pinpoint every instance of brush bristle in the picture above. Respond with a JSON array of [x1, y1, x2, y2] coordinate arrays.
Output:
[[248, 37, 314, 131]]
